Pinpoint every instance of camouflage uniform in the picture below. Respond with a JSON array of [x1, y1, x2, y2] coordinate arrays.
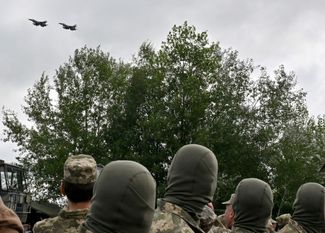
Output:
[[276, 214, 291, 229], [199, 204, 229, 233], [33, 154, 97, 233], [33, 208, 88, 233], [216, 214, 225, 227], [150, 199, 204, 233], [210, 226, 231, 233], [277, 219, 307, 233], [0, 196, 24, 233]]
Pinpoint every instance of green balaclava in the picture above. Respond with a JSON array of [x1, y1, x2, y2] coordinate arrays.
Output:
[[292, 182, 325, 233], [163, 144, 218, 219], [233, 178, 273, 233], [81, 160, 156, 233]]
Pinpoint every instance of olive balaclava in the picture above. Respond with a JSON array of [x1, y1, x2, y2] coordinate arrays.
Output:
[[163, 144, 218, 219], [81, 160, 156, 233], [233, 178, 273, 233], [292, 182, 325, 233]]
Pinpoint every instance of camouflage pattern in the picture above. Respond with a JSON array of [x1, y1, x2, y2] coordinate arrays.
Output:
[[216, 214, 226, 227], [210, 226, 231, 233], [276, 214, 291, 228], [64, 154, 97, 184], [200, 205, 217, 232], [277, 219, 307, 233], [33, 208, 88, 233], [79, 225, 93, 233], [150, 199, 204, 233], [199, 204, 229, 233]]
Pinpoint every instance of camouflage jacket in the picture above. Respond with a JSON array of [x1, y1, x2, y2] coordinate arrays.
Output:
[[33, 208, 88, 233], [150, 199, 204, 233], [277, 219, 307, 233], [210, 225, 231, 233], [231, 227, 255, 233]]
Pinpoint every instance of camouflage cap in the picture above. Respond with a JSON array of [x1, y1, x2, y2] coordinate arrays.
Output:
[[64, 154, 97, 184], [222, 193, 236, 205]]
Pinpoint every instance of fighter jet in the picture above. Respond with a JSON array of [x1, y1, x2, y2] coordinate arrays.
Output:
[[28, 19, 47, 27], [59, 23, 77, 31]]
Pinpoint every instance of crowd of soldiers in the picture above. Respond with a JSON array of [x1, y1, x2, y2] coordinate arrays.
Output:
[[0, 144, 324, 233]]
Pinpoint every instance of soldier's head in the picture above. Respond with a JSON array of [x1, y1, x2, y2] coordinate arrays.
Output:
[[222, 193, 236, 229], [61, 154, 97, 203], [233, 178, 273, 233], [164, 144, 218, 215], [292, 182, 325, 233], [81, 160, 156, 233]]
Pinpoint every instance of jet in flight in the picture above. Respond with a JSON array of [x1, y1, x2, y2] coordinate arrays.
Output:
[[59, 23, 77, 31], [28, 19, 47, 27]]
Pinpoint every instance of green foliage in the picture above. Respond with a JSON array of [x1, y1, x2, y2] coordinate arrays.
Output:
[[3, 47, 131, 199], [2, 22, 323, 211]]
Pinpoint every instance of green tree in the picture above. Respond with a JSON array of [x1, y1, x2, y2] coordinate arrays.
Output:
[[2, 46, 131, 200]]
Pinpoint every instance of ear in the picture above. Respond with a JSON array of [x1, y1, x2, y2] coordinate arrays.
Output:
[[60, 180, 65, 196], [230, 209, 235, 218]]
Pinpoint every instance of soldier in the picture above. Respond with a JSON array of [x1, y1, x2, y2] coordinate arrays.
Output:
[[231, 178, 273, 233], [219, 194, 236, 229], [278, 182, 325, 233], [0, 196, 24, 233], [150, 144, 219, 233], [79, 160, 156, 233], [33, 154, 97, 233]]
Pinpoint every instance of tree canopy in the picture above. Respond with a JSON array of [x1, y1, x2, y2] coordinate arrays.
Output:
[[2, 22, 324, 213]]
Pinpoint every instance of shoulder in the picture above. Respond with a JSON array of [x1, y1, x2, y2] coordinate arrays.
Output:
[[277, 220, 306, 233], [210, 226, 231, 233], [0, 199, 24, 233], [150, 201, 197, 233], [33, 216, 59, 233], [215, 215, 226, 228], [33, 210, 87, 233]]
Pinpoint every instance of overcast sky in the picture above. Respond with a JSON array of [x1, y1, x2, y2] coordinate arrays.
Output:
[[1, 0, 325, 162]]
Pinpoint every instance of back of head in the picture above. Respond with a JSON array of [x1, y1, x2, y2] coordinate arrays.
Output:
[[164, 144, 218, 216], [63, 154, 97, 202], [82, 160, 156, 233], [292, 182, 325, 233], [233, 178, 273, 233]]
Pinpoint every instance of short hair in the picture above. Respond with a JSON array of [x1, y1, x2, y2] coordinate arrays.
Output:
[[62, 180, 94, 203]]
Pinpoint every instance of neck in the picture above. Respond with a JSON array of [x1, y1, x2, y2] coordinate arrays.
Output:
[[67, 200, 90, 211]]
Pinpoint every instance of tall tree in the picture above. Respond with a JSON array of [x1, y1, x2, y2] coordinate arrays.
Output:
[[2, 46, 131, 200]]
